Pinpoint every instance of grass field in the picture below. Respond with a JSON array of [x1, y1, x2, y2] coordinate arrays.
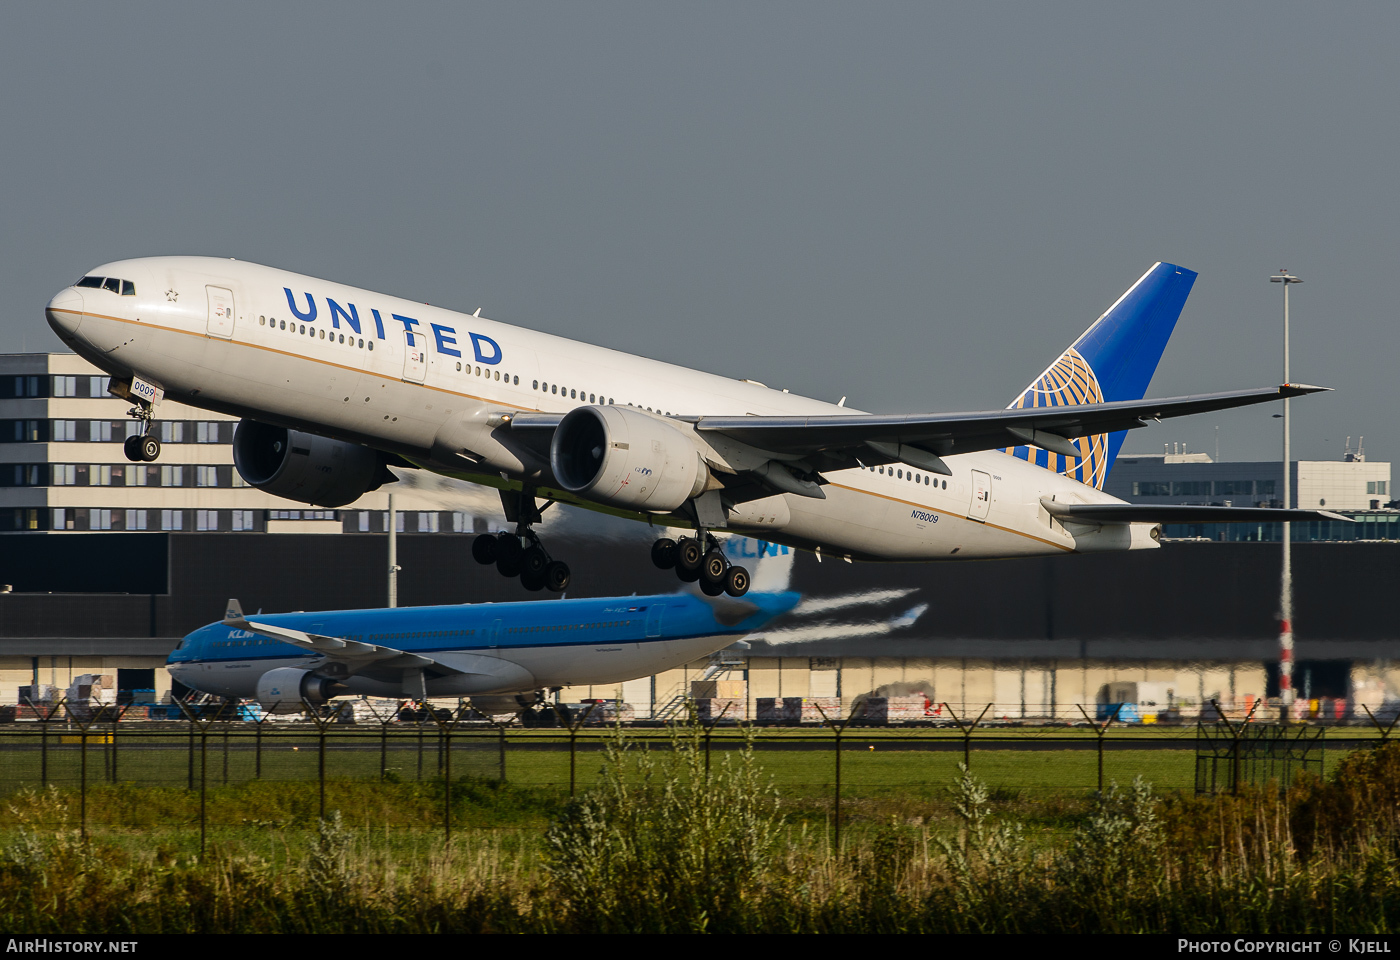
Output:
[[0, 728, 1396, 933]]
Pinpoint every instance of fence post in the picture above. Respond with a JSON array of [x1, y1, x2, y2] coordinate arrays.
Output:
[[702, 701, 733, 777], [942, 703, 991, 773], [554, 702, 598, 796], [1362, 704, 1399, 743], [1076, 703, 1122, 793], [1210, 698, 1261, 796], [300, 699, 334, 822], [813, 701, 858, 854]]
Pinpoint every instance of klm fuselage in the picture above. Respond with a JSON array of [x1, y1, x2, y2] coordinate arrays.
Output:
[[46, 256, 1153, 561], [169, 590, 796, 701]]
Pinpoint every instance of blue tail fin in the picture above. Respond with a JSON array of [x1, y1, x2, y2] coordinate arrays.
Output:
[[1002, 262, 1197, 488]]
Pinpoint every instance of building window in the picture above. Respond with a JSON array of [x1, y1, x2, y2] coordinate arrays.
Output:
[[1132, 481, 1172, 496], [126, 509, 148, 531], [53, 508, 71, 530], [52, 464, 76, 486], [452, 512, 471, 532], [232, 470, 249, 487], [195, 422, 221, 443], [1172, 481, 1211, 497], [418, 512, 439, 533], [232, 510, 255, 531], [1367, 481, 1389, 495], [196, 466, 218, 487], [89, 421, 114, 442], [160, 465, 183, 487], [196, 510, 218, 531], [160, 509, 183, 531], [52, 376, 78, 397], [158, 421, 184, 443], [359, 512, 370, 532], [90, 464, 113, 486], [91, 509, 113, 531], [52, 420, 77, 442], [1215, 480, 1254, 496], [89, 376, 109, 397], [125, 464, 147, 486]]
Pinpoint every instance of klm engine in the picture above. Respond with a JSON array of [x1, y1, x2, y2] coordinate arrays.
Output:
[[254, 667, 345, 714], [233, 420, 387, 508], [551, 406, 708, 512]]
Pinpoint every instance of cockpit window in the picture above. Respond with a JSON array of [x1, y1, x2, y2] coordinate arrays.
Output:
[[76, 276, 137, 295]]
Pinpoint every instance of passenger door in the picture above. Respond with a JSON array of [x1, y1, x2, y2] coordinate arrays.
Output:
[[969, 470, 992, 522], [206, 286, 235, 339]]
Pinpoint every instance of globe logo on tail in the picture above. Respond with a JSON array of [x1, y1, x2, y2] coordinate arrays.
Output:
[[1001, 347, 1110, 489]]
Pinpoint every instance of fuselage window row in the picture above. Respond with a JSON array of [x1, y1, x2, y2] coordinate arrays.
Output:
[[259, 315, 372, 350]]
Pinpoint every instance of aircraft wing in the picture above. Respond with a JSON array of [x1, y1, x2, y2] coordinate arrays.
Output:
[[509, 384, 1325, 475], [687, 385, 1327, 462], [221, 599, 452, 674], [1040, 501, 1353, 524]]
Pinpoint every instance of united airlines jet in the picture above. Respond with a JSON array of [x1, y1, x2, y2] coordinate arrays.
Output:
[[47, 258, 1338, 593]]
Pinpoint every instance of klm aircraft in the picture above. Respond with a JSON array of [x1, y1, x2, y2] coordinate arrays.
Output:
[[167, 543, 799, 717], [49, 259, 1341, 593]]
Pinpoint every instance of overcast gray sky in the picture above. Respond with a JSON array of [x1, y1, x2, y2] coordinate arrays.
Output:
[[2, 2, 1393, 463]]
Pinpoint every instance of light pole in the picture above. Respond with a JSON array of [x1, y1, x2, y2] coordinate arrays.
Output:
[[1270, 269, 1302, 718], [387, 492, 400, 608]]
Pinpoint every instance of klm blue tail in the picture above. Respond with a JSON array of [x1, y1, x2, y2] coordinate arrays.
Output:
[[1002, 262, 1197, 488]]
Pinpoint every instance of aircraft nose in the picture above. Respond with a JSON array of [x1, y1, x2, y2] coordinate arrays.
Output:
[[46, 288, 84, 338]]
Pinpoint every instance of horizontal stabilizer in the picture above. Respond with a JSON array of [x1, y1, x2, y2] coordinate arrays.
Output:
[[1040, 500, 1352, 524]]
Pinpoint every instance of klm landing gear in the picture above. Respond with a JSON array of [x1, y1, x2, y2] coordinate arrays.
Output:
[[122, 403, 159, 462], [652, 533, 750, 597], [471, 486, 570, 593]]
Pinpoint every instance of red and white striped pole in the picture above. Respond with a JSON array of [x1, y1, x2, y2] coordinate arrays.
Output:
[[1271, 269, 1302, 720]]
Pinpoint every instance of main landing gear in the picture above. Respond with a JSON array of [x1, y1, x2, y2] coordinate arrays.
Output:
[[471, 486, 571, 593], [122, 405, 160, 463], [651, 532, 750, 598]]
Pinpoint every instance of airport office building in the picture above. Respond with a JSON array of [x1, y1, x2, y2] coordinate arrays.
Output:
[[3, 352, 1399, 721]]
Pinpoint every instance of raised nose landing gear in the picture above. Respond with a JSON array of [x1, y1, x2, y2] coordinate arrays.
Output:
[[652, 532, 750, 597], [121, 403, 160, 463], [123, 433, 161, 463], [471, 486, 571, 593]]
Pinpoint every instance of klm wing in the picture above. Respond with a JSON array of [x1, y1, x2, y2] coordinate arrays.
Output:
[[221, 600, 449, 675]]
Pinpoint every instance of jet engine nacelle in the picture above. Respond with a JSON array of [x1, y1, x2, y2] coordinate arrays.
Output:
[[254, 667, 344, 714], [551, 406, 708, 511], [233, 420, 385, 508], [469, 694, 532, 717]]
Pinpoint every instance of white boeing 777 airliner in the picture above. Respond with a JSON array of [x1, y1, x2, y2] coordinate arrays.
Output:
[[46, 258, 1337, 594]]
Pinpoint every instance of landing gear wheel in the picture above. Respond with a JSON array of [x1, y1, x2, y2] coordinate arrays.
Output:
[[544, 560, 571, 592], [676, 537, 705, 572], [520, 568, 546, 591], [701, 549, 728, 583], [497, 554, 523, 579], [123, 435, 143, 462], [522, 546, 549, 578], [700, 577, 726, 596], [496, 534, 524, 564], [651, 538, 678, 570], [676, 565, 701, 583], [139, 435, 161, 462], [472, 534, 499, 565], [724, 566, 751, 598]]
